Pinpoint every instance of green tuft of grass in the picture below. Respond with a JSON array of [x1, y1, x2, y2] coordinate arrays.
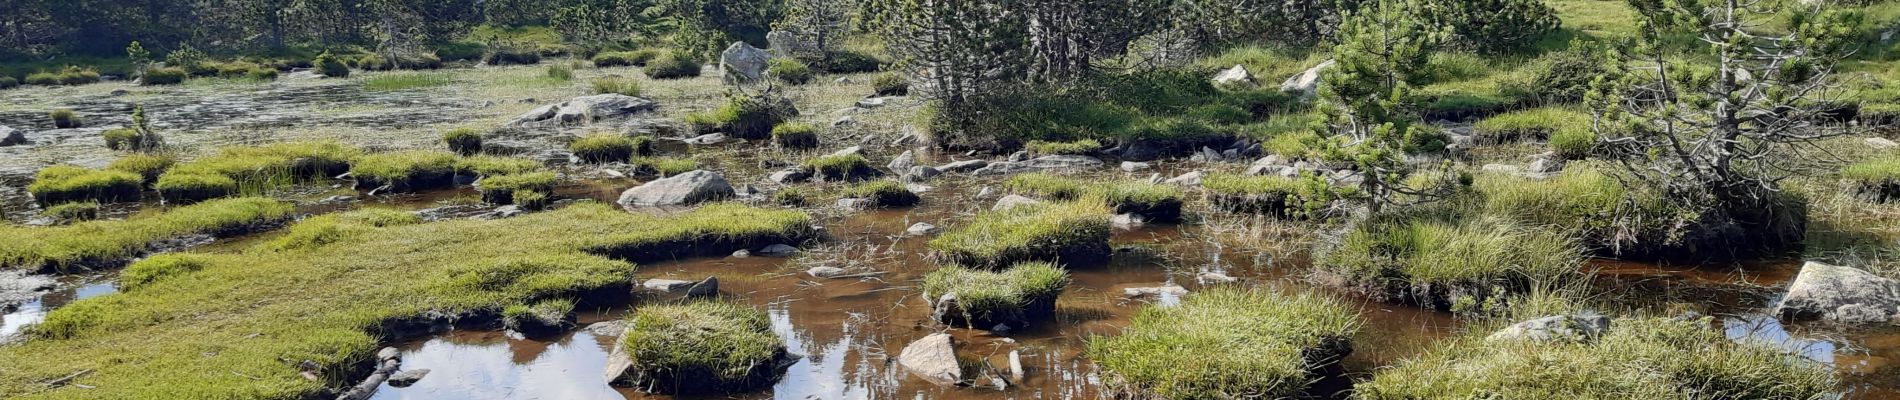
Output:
[[478, 172, 557, 204], [454, 155, 547, 177], [921, 262, 1069, 328], [930, 201, 1112, 269], [628, 156, 698, 177], [1354, 316, 1837, 399], [644, 51, 703, 79], [1088, 287, 1361, 399], [106, 154, 176, 185], [361, 71, 451, 91], [349, 150, 459, 191], [840, 180, 920, 208], [1202, 173, 1309, 216], [590, 75, 642, 96], [766, 58, 813, 85], [570, 133, 644, 164], [615, 300, 786, 394], [684, 96, 794, 139], [1003, 173, 1184, 222], [546, 63, 574, 81], [503, 298, 576, 336], [443, 128, 483, 156], [798, 154, 878, 181], [40, 201, 100, 222], [27, 166, 143, 206], [771, 122, 820, 150], [1319, 212, 1583, 311], [1473, 107, 1589, 143], [871, 72, 908, 96], [1024, 139, 1103, 155], [119, 253, 213, 291], [160, 141, 361, 201], [49, 108, 82, 129], [592, 50, 661, 67], [0, 197, 293, 272], [154, 172, 238, 204], [1003, 173, 1089, 200]]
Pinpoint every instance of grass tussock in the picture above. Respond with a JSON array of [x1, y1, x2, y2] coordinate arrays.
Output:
[[930, 201, 1112, 269], [1088, 288, 1361, 399], [1843, 153, 1900, 203], [921, 262, 1069, 329], [1202, 173, 1340, 218], [0, 197, 292, 272], [0, 202, 810, 398], [1319, 212, 1584, 312], [26, 166, 143, 206], [477, 172, 557, 204], [106, 154, 176, 185], [628, 156, 698, 177], [1003, 173, 1184, 222], [1355, 316, 1837, 399], [1024, 139, 1103, 155], [349, 150, 459, 191], [443, 128, 483, 156], [158, 141, 361, 202], [799, 154, 879, 181], [570, 133, 649, 164], [614, 301, 787, 394], [1472, 107, 1595, 158], [840, 180, 920, 208], [771, 122, 820, 150], [361, 71, 452, 91], [591, 75, 642, 96]]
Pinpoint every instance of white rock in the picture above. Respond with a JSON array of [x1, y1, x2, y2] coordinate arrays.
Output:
[[907, 222, 939, 236], [1868, 137, 1898, 150], [1120, 161, 1151, 172], [1212, 65, 1252, 87], [897, 333, 962, 386], [1776, 261, 1900, 325], [1280, 59, 1336, 98]]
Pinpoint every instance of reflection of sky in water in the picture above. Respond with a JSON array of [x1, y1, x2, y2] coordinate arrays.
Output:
[[370, 332, 622, 400], [1723, 315, 1836, 364], [1, 282, 117, 338], [769, 302, 878, 400]]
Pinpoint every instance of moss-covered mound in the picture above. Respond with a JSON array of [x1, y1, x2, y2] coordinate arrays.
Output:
[[930, 201, 1111, 269], [570, 133, 650, 164], [349, 150, 459, 191], [840, 180, 920, 208], [1002, 173, 1183, 222], [26, 165, 143, 205], [612, 301, 789, 395], [1354, 317, 1836, 399], [443, 127, 483, 156], [1476, 165, 1805, 261], [1088, 288, 1361, 399], [477, 171, 557, 205], [1845, 154, 1900, 203], [0, 197, 293, 272], [154, 172, 239, 204], [503, 298, 576, 338], [684, 96, 796, 139], [771, 122, 820, 150], [799, 154, 880, 182], [1318, 213, 1583, 312], [0, 202, 811, 398], [921, 262, 1069, 330], [39, 201, 100, 223], [157, 141, 360, 202]]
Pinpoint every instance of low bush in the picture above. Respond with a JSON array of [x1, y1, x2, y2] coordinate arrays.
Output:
[[685, 95, 796, 139], [546, 63, 574, 81], [1846, 154, 1900, 203], [871, 72, 908, 96], [0, 197, 291, 272], [591, 75, 641, 96], [1503, 44, 1610, 105], [592, 50, 661, 67], [141, 67, 188, 85], [1024, 139, 1102, 155], [443, 128, 483, 155], [1088, 288, 1361, 399], [815, 50, 880, 73], [349, 150, 460, 191], [1318, 212, 1583, 311], [50, 108, 82, 129], [0, 76, 17, 89], [612, 301, 789, 394], [26, 166, 143, 205], [840, 180, 919, 208], [477, 172, 556, 204], [314, 52, 350, 78], [570, 134, 644, 164], [503, 298, 576, 338], [770, 122, 819, 149], [483, 44, 543, 66], [1355, 317, 1836, 399], [41, 201, 100, 223], [930, 201, 1112, 269], [644, 51, 702, 79], [119, 253, 212, 291], [106, 154, 176, 185], [921, 262, 1068, 329], [798, 154, 879, 181], [766, 58, 813, 85]]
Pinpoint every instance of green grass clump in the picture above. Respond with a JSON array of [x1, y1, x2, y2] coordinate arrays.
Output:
[[101, 128, 140, 151], [798, 154, 878, 181], [26, 166, 143, 206], [628, 156, 698, 177], [930, 201, 1112, 269], [262, 208, 425, 252], [1088, 288, 1362, 399], [25, 66, 100, 86], [590, 75, 642, 96], [644, 51, 703, 79], [921, 262, 1068, 329], [140, 67, 188, 85], [1472, 107, 1593, 156], [40, 201, 100, 222], [361, 71, 451, 91], [478, 172, 557, 204], [840, 180, 920, 208], [314, 51, 350, 78], [1844, 154, 1900, 203], [443, 128, 483, 156], [154, 172, 238, 204], [1024, 139, 1103, 155], [0, 76, 17, 89], [0, 197, 292, 272], [1354, 316, 1836, 399], [592, 50, 660, 67], [570, 133, 644, 164], [766, 58, 813, 85], [50, 108, 82, 129], [513, 190, 549, 210], [119, 253, 213, 291], [106, 154, 176, 185], [454, 155, 547, 177], [772, 188, 811, 206], [871, 72, 908, 96], [1319, 213, 1583, 311], [160, 141, 361, 201], [614, 301, 787, 394], [771, 122, 820, 150], [1474, 165, 1723, 259], [349, 150, 459, 191], [1003, 174, 1183, 222], [685, 96, 794, 139], [503, 298, 576, 337], [546, 63, 574, 81], [0, 202, 810, 398], [1202, 173, 1314, 217], [1003, 173, 1089, 200]]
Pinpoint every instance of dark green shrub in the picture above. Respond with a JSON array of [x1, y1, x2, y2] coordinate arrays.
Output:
[[50, 109, 82, 129], [141, 67, 187, 85], [770, 122, 819, 149], [922, 262, 1068, 329], [314, 52, 350, 78], [840, 180, 919, 208], [871, 72, 908, 96], [1089, 288, 1360, 400], [444, 128, 483, 155], [766, 58, 813, 85], [645, 51, 702, 79], [570, 134, 642, 163], [612, 301, 788, 394], [593, 50, 660, 67], [155, 173, 238, 204], [0, 76, 18, 89], [27, 166, 144, 205], [484, 42, 545, 65], [1504, 44, 1611, 105], [1426, 0, 1560, 53], [815, 50, 880, 74], [434, 41, 487, 62]]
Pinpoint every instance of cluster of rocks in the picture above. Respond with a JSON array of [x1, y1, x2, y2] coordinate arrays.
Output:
[[507, 94, 657, 128], [1209, 59, 1334, 99], [336, 347, 429, 399], [896, 333, 1025, 390]]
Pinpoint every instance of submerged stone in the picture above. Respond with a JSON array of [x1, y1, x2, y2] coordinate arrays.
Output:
[[1777, 261, 1900, 325], [898, 333, 962, 386], [387, 368, 430, 387]]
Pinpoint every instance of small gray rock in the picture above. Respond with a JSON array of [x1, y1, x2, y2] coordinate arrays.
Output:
[[889, 150, 917, 172], [387, 369, 431, 387], [758, 244, 799, 257], [907, 222, 939, 236], [806, 266, 848, 278], [992, 195, 1042, 211], [1120, 161, 1151, 172]]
